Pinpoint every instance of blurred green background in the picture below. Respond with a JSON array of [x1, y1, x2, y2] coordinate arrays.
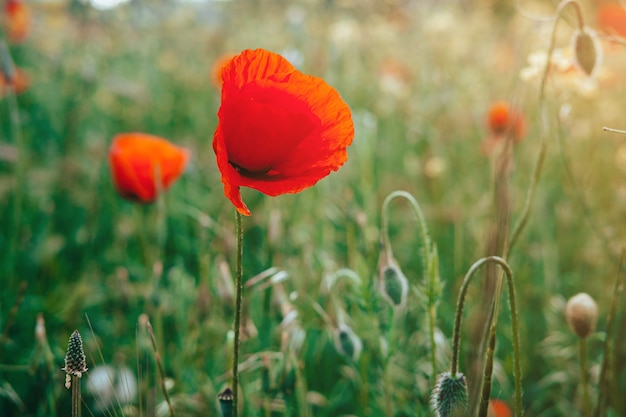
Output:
[[1, 0, 626, 416]]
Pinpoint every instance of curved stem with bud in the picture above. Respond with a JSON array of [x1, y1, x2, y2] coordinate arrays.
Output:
[[381, 190, 438, 381], [451, 256, 523, 417]]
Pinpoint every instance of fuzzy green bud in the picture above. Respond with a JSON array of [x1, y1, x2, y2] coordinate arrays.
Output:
[[378, 249, 408, 308], [431, 372, 469, 417]]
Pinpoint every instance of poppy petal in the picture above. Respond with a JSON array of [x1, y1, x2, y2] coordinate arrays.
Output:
[[213, 49, 354, 215]]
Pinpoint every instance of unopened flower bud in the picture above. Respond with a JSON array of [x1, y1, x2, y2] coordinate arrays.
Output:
[[218, 387, 234, 417], [431, 372, 469, 417], [572, 29, 601, 76], [565, 293, 598, 338], [334, 323, 362, 361], [378, 249, 408, 308]]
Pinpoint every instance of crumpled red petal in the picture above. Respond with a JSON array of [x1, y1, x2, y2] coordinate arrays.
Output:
[[213, 49, 354, 215]]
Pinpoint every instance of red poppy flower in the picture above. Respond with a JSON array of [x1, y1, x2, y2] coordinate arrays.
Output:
[[0, 66, 29, 96], [597, 3, 626, 38], [210, 52, 236, 89], [487, 101, 526, 142], [213, 48, 354, 216], [4, 0, 30, 44], [488, 399, 512, 417], [108, 133, 190, 203]]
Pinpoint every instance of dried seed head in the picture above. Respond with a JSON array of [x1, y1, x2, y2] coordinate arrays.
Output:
[[431, 372, 469, 417], [572, 29, 601, 76], [565, 292, 598, 338], [63, 330, 87, 383]]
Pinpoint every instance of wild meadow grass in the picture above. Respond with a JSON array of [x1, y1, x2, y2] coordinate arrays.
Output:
[[1, 0, 626, 416]]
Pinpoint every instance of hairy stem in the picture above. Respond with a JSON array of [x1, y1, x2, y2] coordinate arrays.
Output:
[[451, 256, 523, 416], [381, 190, 437, 380], [579, 337, 591, 417], [233, 210, 244, 417]]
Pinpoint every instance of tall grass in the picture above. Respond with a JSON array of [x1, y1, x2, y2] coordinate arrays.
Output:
[[1, 0, 625, 416]]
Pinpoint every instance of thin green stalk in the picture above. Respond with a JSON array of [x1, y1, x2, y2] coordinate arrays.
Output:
[[510, 0, 586, 253], [579, 338, 591, 417], [71, 375, 81, 417], [594, 252, 625, 417], [0, 40, 25, 282], [478, 306, 498, 417], [556, 117, 620, 268], [147, 321, 176, 417], [451, 257, 523, 417], [381, 190, 437, 380], [232, 210, 244, 417]]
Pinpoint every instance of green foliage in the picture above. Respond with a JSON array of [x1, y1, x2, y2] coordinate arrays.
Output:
[[0, 0, 625, 416]]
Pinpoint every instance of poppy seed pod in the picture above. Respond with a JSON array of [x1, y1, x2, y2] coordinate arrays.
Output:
[[572, 29, 601, 76], [431, 372, 469, 417], [565, 293, 598, 338]]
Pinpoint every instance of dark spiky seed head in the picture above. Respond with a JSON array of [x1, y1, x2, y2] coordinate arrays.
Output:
[[63, 330, 87, 377], [565, 292, 598, 338], [431, 372, 469, 417], [573, 29, 600, 76]]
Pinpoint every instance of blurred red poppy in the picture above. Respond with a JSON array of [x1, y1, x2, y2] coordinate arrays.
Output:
[[597, 3, 626, 38], [487, 101, 526, 142], [0, 66, 29, 96], [488, 399, 512, 417], [213, 48, 354, 215], [108, 133, 190, 203], [4, 0, 30, 44]]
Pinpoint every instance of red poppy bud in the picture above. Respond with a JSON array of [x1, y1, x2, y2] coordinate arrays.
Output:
[[213, 48, 354, 215], [4, 0, 30, 44], [108, 133, 190, 203]]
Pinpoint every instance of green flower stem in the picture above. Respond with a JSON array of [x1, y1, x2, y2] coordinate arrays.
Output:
[[510, 0, 586, 254], [594, 254, 625, 417], [579, 337, 591, 417], [381, 190, 437, 381], [451, 256, 523, 417], [232, 210, 244, 417], [478, 305, 498, 417], [0, 40, 24, 283], [71, 375, 81, 417]]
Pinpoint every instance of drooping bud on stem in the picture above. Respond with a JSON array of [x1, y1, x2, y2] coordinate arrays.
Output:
[[378, 246, 408, 308], [572, 29, 601, 76]]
